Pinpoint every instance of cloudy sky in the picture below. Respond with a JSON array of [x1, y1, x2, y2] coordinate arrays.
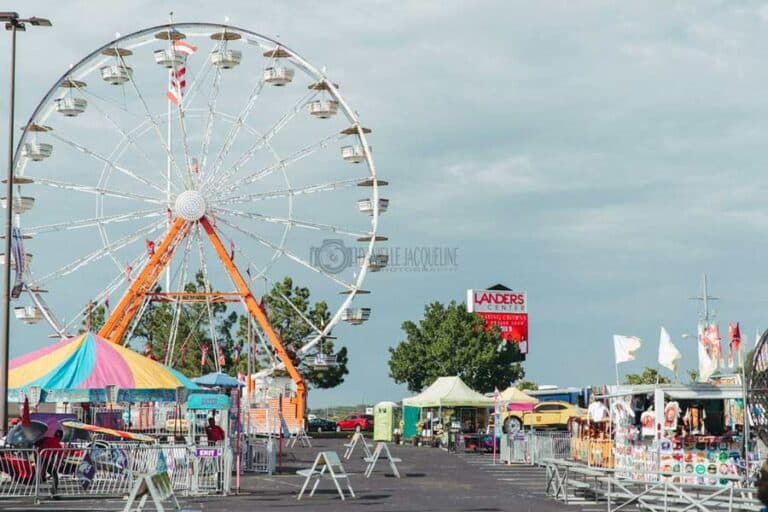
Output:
[[2, 1, 768, 407]]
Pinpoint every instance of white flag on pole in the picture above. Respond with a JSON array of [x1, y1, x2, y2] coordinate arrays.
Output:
[[698, 324, 716, 382], [614, 335, 642, 364], [658, 327, 682, 373]]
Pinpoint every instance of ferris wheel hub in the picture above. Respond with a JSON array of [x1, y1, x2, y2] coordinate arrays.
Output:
[[174, 190, 207, 221]]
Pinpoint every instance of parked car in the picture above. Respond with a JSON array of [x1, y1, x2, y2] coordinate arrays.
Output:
[[307, 418, 336, 432], [501, 401, 586, 433], [336, 414, 374, 432]]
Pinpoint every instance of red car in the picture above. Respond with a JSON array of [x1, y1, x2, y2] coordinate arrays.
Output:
[[336, 414, 373, 432]]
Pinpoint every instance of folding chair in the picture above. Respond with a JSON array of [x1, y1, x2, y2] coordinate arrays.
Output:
[[296, 451, 355, 501], [342, 432, 373, 460], [364, 442, 402, 478], [289, 428, 312, 448]]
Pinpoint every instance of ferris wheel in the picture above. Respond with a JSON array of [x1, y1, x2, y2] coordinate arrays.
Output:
[[9, 22, 387, 407]]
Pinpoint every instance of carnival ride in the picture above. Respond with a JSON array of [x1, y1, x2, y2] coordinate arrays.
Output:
[[9, 22, 387, 418]]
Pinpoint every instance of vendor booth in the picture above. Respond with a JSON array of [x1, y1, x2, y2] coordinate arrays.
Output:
[[401, 376, 493, 447], [587, 382, 759, 486]]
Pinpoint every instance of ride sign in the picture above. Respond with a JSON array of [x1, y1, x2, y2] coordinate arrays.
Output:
[[467, 288, 528, 354]]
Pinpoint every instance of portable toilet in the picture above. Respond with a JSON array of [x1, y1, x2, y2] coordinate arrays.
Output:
[[373, 401, 398, 441]]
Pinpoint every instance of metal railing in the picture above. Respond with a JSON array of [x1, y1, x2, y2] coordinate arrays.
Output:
[[0, 449, 39, 499], [242, 436, 275, 474], [0, 442, 232, 502], [499, 432, 571, 465]]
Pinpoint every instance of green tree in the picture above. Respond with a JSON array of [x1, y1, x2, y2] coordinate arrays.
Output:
[[133, 271, 245, 378], [516, 380, 538, 391], [388, 300, 525, 393], [624, 367, 671, 385], [687, 369, 699, 383], [263, 277, 349, 389], [80, 302, 106, 333]]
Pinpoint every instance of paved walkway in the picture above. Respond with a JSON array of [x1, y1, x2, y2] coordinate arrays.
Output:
[[0, 437, 601, 512]]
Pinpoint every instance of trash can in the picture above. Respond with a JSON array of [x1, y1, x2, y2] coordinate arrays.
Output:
[[373, 401, 397, 441]]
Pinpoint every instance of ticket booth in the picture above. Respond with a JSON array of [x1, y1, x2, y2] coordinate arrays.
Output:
[[374, 401, 398, 441]]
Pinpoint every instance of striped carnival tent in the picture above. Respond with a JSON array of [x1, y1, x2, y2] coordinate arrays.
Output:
[[8, 332, 198, 403]]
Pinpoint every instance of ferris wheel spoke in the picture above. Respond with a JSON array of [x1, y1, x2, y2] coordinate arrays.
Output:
[[267, 276, 327, 337], [214, 131, 345, 196], [213, 206, 368, 239], [46, 132, 169, 196], [203, 66, 269, 184], [117, 53, 189, 189], [71, 83, 174, 190], [57, 251, 149, 334], [180, 42, 219, 107], [212, 177, 361, 206], [31, 177, 166, 204], [36, 219, 165, 286], [216, 216, 356, 291], [175, 102, 197, 188], [198, 66, 224, 178], [25, 208, 164, 236], [204, 90, 318, 191]]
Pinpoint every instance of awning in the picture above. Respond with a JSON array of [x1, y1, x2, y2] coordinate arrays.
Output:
[[596, 383, 743, 401]]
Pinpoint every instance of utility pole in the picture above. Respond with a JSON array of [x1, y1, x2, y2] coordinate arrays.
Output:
[[0, 12, 52, 435]]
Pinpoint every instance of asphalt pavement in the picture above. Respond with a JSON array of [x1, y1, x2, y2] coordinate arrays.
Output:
[[1, 437, 605, 512]]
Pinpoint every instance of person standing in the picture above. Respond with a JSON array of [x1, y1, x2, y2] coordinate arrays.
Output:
[[205, 417, 225, 445], [36, 429, 64, 498]]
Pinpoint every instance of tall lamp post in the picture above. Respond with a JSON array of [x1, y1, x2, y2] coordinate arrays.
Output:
[[0, 12, 51, 435]]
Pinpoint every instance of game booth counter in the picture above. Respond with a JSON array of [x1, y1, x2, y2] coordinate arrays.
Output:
[[581, 381, 760, 486], [568, 396, 613, 468]]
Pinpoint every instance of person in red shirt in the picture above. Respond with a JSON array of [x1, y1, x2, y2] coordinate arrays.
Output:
[[36, 429, 64, 497], [205, 417, 225, 445]]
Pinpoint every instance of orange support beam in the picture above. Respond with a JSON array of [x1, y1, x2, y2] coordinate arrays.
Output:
[[199, 216, 307, 419], [99, 218, 190, 344]]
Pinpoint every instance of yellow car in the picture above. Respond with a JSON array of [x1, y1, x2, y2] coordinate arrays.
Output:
[[501, 401, 586, 433]]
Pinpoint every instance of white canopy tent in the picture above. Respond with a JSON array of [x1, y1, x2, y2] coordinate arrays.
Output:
[[402, 376, 494, 408]]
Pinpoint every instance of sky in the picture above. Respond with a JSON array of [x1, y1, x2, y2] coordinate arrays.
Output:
[[2, 1, 768, 408]]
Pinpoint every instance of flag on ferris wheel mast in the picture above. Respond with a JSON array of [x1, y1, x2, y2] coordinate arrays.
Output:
[[166, 40, 198, 105]]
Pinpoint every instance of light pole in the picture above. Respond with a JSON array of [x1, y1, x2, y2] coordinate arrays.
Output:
[[0, 12, 51, 435]]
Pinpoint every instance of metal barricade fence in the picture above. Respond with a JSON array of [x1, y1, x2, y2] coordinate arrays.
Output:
[[35, 444, 177, 498], [0, 448, 39, 499], [190, 445, 230, 496], [500, 433, 532, 464], [531, 432, 571, 465], [499, 432, 572, 465], [242, 436, 275, 474], [0, 443, 231, 501]]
